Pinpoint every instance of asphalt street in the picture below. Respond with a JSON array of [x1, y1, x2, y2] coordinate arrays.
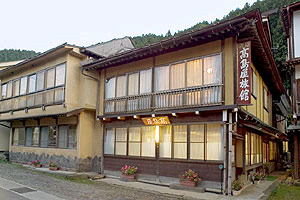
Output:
[[0, 187, 29, 200]]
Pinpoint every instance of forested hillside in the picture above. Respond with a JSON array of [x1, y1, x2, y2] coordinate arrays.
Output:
[[130, 0, 296, 89], [0, 0, 296, 88], [0, 49, 38, 63]]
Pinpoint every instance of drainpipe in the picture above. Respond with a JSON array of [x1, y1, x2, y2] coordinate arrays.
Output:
[[222, 110, 228, 194], [228, 112, 233, 195]]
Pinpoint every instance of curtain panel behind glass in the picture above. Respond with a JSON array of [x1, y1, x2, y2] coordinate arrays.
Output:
[[155, 66, 169, 92], [116, 75, 127, 97], [115, 128, 127, 155], [190, 124, 204, 160], [40, 127, 48, 147], [173, 125, 187, 159], [187, 59, 202, 87], [105, 77, 116, 99], [140, 69, 152, 94], [170, 63, 185, 89], [129, 127, 141, 156], [32, 127, 40, 146], [25, 127, 33, 146], [160, 126, 172, 158], [206, 124, 223, 160], [58, 126, 68, 148], [104, 129, 115, 154], [141, 126, 155, 157], [128, 73, 139, 96], [46, 68, 55, 89]]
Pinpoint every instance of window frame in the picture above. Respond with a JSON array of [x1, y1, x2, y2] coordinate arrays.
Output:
[[263, 87, 269, 112], [251, 69, 257, 99]]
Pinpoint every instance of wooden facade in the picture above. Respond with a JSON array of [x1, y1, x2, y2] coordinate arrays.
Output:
[[81, 9, 289, 194]]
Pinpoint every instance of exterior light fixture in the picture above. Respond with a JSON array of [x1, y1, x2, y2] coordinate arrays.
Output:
[[152, 114, 156, 118], [195, 111, 200, 115], [172, 113, 177, 117]]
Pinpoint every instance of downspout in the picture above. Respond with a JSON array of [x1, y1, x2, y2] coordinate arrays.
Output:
[[228, 112, 233, 195]]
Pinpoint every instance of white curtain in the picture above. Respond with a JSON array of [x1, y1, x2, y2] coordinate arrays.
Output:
[[46, 68, 55, 89], [140, 69, 152, 94], [13, 80, 20, 97], [155, 66, 169, 91], [115, 128, 127, 155], [141, 126, 155, 157], [173, 125, 187, 159], [36, 72, 44, 91], [105, 77, 116, 99], [7, 81, 12, 98], [13, 128, 19, 145], [190, 125, 204, 160], [32, 127, 40, 146], [159, 126, 172, 158], [116, 75, 127, 97], [40, 127, 48, 147], [2, 84, 7, 99], [29, 74, 36, 93], [203, 55, 221, 85], [206, 124, 223, 160], [68, 126, 77, 149], [104, 129, 115, 154], [58, 126, 68, 148], [128, 73, 139, 96], [129, 127, 141, 156], [20, 77, 28, 95], [170, 63, 185, 89], [55, 64, 66, 86], [187, 59, 202, 87], [25, 128, 33, 146]]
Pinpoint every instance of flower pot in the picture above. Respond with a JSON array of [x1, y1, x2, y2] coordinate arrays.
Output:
[[34, 164, 42, 168], [120, 174, 136, 182], [179, 180, 198, 187], [49, 167, 58, 171]]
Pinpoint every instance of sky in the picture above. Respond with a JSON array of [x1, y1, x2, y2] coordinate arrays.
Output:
[[0, 0, 257, 53]]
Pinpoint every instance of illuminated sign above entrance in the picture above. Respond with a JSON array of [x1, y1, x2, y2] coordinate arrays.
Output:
[[142, 116, 171, 125]]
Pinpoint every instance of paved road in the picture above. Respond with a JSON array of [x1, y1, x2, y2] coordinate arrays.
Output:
[[0, 163, 179, 200], [0, 187, 29, 200]]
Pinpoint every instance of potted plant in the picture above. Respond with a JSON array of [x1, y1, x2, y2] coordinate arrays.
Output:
[[49, 161, 58, 171], [120, 165, 138, 181], [179, 169, 201, 187], [232, 180, 243, 196], [32, 160, 42, 168], [253, 172, 263, 184]]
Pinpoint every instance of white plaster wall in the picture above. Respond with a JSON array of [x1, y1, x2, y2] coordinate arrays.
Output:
[[293, 10, 300, 58], [0, 122, 9, 151]]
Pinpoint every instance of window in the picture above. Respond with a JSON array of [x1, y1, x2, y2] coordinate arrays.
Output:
[[128, 73, 139, 96], [105, 77, 116, 99], [269, 141, 277, 161], [7, 81, 12, 98], [170, 63, 185, 89], [160, 126, 172, 158], [104, 128, 115, 154], [141, 126, 155, 157], [25, 127, 33, 146], [190, 124, 204, 160], [203, 55, 221, 85], [116, 75, 127, 97], [68, 126, 77, 149], [46, 68, 55, 88], [13, 128, 25, 146], [20, 77, 27, 95], [48, 126, 57, 147], [2, 84, 7, 99], [206, 124, 223, 160], [173, 125, 187, 159], [187, 59, 202, 87], [283, 141, 288, 153], [155, 66, 169, 91], [58, 126, 68, 148], [115, 128, 127, 155], [128, 127, 141, 156], [13, 80, 20, 97], [140, 69, 152, 94], [55, 64, 66, 86], [40, 127, 48, 147], [252, 70, 257, 98], [29, 74, 36, 93], [245, 132, 262, 165], [263, 87, 268, 110], [32, 127, 40, 146], [36, 72, 44, 91]]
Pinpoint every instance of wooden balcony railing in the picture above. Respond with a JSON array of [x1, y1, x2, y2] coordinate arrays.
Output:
[[0, 86, 65, 113], [104, 84, 223, 114]]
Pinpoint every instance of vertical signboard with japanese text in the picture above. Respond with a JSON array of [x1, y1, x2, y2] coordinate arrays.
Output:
[[237, 41, 251, 105]]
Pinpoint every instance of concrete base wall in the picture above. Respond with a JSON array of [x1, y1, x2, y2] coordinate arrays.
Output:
[[10, 151, 101, 172]]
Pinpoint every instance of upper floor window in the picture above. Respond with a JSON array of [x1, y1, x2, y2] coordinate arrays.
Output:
[[263, 87, 268, 110], [1, 63, 66, 100], [105, 54, 221, 98], [252, 70, 257, 98]]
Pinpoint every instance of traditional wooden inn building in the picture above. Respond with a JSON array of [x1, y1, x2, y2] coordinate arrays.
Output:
[[282, 1, 300, 179], [81, 9, 289, 193], [0, 44, 103, 171]]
